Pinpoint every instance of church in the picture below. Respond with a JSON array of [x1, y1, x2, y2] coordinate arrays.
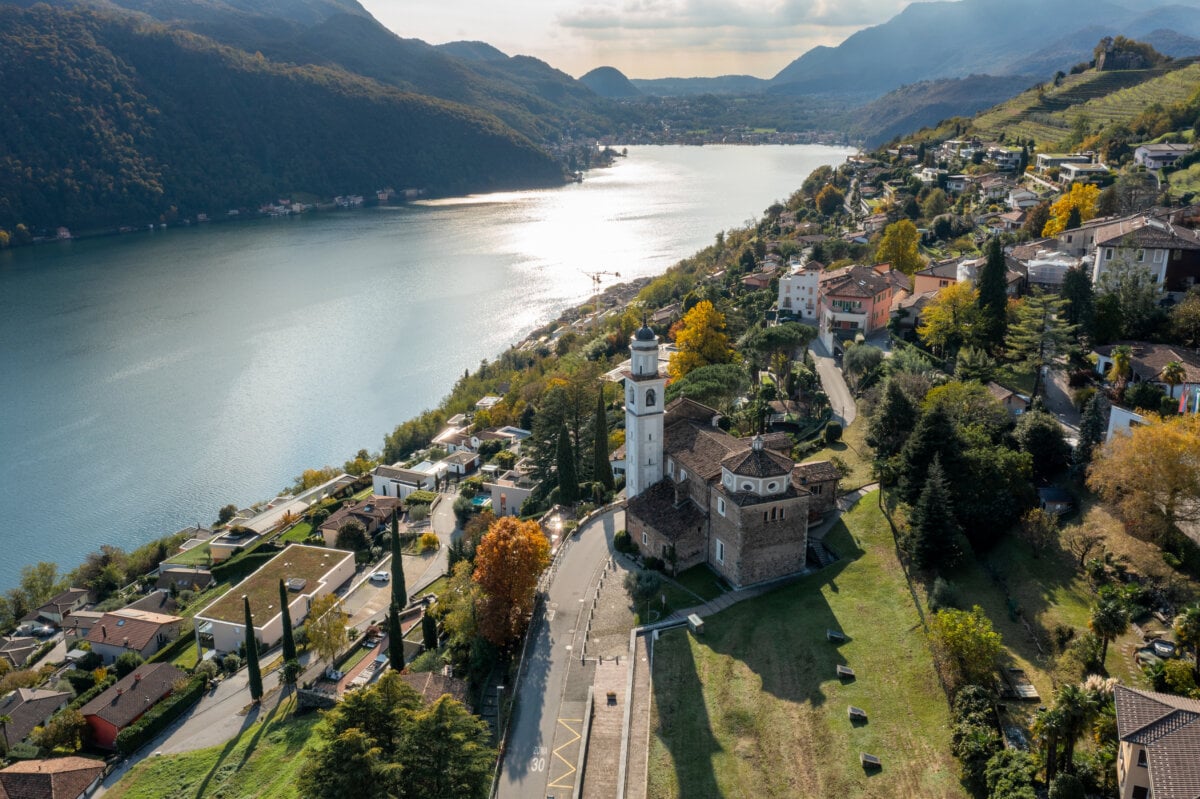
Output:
[[621, 322, 840, 588]]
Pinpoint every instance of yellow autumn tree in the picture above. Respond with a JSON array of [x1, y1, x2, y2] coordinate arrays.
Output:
[[1087, 412, 1200, 531], [875, 219, 925, 276], [667, 300, 737, 381], [918, 281, 980, 356], [473, 517, 550, 648], [1042, 183, 1100, 236]]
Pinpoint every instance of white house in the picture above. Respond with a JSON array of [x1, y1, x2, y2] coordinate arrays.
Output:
[[1007, 188, 1041, 211], [195, 544, 356, 654], [1105, 405, 1148, 442], [1133, 142, 1192, 170], [484, 467, 538, 517], [777, 260, 822, 323], [372, 463, 436, 499]]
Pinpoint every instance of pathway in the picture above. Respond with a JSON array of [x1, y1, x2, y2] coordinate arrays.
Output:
[[810, 339, 857, 426]]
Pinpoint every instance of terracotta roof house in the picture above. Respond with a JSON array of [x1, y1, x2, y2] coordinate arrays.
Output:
[[0, 688, 71, 750], [59, 611, 103, 641], [400, 672, 470, 708], [84, 609, 183, 665], [1094, 342, 1200, 400], [986, 382, 1031, 415], [819, 264, 911, 337], [0, 757, 106, 799], [0, 638, 39, 670], [1115, 684, 1200, 799], [791, 461, 841, 517], [80, 663, 186, 750], [1084, 212, 1200, 298], [318, 495, 402, 548], [622, 331, 835, 587]]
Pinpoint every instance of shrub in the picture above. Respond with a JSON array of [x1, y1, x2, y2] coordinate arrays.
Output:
[[115, 677, 206, 754], [930, 577, 959, 610], [221, 653, 241, 675], [113, 652, 145, 679], [613, 529, 636, 554], [824, 421, 843, 444], [1072, 386, 1096, 411], [406, 490, 438, 506], [407, 503, 429, 522], [407, 648, 443, 673], [417, 532, 440, 553], [643, 556, 665, 572], [194, 659, 219, 685]]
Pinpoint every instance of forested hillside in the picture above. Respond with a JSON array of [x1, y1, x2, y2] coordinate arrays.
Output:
[[0, 5, 564, 234]]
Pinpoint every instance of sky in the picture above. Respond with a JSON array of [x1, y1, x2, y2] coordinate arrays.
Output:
[[358, 0, 914, 80]]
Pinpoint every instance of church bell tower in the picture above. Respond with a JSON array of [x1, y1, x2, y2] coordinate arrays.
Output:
[[624, 321, 666, 498]]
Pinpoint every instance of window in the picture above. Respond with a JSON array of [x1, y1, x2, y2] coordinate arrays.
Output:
[[715, 539, 725, 564], [1137, 749, 1147, 768], [717, 497, 725, 516], [743, 482, 753, 492], [1154, 250, 1165, 263], [642, 531, 648, 545], [680, 469, 687, 482], [667, 458, 674, 477], [1137, 249, 1145, 262], [646, 388, 656, 407], [811, 484, 822, 495], [770, 507, 777, 520], [767, 482, 777, 492], [1105, 248, 1114, 260], [1132, 787, 1148, 799]]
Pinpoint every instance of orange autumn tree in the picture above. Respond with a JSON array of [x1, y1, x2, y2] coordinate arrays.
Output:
[[473, 516, 551, 648]]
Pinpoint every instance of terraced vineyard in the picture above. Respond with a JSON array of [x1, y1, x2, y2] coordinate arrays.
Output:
[[971, 59, 1200, 147]]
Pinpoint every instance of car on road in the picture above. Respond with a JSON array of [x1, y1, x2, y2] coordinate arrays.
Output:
[[369, 571, 389, 583]]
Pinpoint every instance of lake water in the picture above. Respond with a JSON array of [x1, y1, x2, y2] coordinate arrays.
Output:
[[0, 144, 854, 591]]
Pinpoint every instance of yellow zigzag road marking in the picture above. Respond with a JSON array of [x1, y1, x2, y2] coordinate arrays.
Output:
[[547, 718, 583, 789]]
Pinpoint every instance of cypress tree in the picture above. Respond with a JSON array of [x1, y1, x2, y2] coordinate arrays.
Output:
[[866, 380, 917, 458], [388, 601, 404, 670], [244, 596, 263, 702], [897, 406, 963, 505], [592, 391, 613, 491], [904, 455, 964, 573], [556, 423, 579, 503], [1075, 392, 1107, 466], [390, 511, 407, 611], [422, 610, 438, 651], [1065, 205, 1082, 231], [1061, 265, 1095, 343], [976, 237, 1009, 350], [279, 579, 297, 664]]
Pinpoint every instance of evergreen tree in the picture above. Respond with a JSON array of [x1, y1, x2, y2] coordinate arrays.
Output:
[[244, 596, 263, 702], [422, 610, 438, 651], [389, 600, 404, 671], [390, 512, 407, 611], [976, 237, 1009, 350], [1065, 204, 1082, 231], [1061, 266, 1095, 343], [1006, 290, 1078, 399], [904, 456, 964, 573], [279, 579, 297, 664], [866, 380, 917, 458], [592, 391, 613, 491], [954, 345, 996, 384], [1075, 392, 1108, 466], [556, 423, 579, 503], [898, 406, 963, 504]]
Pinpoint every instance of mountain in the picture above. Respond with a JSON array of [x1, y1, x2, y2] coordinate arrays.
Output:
[[32, 0, 623, 142], [850, 74, 1037, 148], [629, 75, 769, 97], [768, 0, 1200, 98], [579, 66, 641, 98], [0, 5, 564, 233]]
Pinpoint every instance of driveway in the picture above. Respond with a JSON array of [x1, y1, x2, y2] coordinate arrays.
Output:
[[809, 339, 858, 426], [495, 508, 623, 799]]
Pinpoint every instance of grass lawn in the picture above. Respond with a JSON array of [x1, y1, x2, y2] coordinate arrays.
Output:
[[806, 411, 874, 491], [280, 521, 312, 544], [673, 565, 728, 602], [416, 575, 449, 599], [648, 499, 965, 799], [165, 542, 211, 567], [633, 581, 699, 625], [105, 697, 320, 799]]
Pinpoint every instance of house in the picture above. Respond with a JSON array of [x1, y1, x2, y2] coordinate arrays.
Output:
[[484, 464, 538, 518], [1134, 142, 1193, 170], [156, 566, 214, 593], [986, 382, 1031, 415], [980, 174, 1015, 200], [0, 638, 39, 669], [1007, 188, 1041, 211], [207, 526, 262, 564], [1114, 683, 1200, 799], [80, 663, 186, 750], [891, 290, 938, 331], [432, 427, 473, 452], [818, 263, 911, 341], [400, 671, 470, 708], [650, 302, 681, 326], [1106, 405, 1149, 442], [1010, 246, 1081, 291], [1060, 162, 1110, 184], [318, 496, 402, 547], [0, 688, 71, 750], [621, 326, 836, 587], [863, 213, 890, 234], [0, 756, 106, 799], [29, 589, 89, 626], [1035, 153, 1091, 174], [993, 210, 1026, 233], [945, 175, 969, 194], [60, 610, 103, 640], [441, 450, 480, 477], [474, 395, 503, 411], [1090, 217, 1200, 300], [777, 260, 822, 323], [986, 148, 1022, 172], [194, 544, 355, 654], [912, 256, 1023, 297], [791, 461, 841, 518], [85, 609, 183, 664], [1093, 342, 1200, 400], [372, 463, 437, 500], [741, 271, 774, 290], [123, 591, 180, 616], [1038, 487, 1074, 515]]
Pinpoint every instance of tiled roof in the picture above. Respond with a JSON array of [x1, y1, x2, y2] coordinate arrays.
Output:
[[625, 481, 706, 543], [664, 421, 742, 482], [1094, 341, 1200, 385], [1096, 222, 1200, 251], [400, 672, 470, 708], [0, 757, 106, 799], [35, 589, 88, 617], [820, 264, 911, 299], [0, 638, 39, 669], [792, 461, 841, 485], [720, 443, 791, 478], [79, 663, 186, 730], [321, 496, 402, 532], [0, 688, 70, 749], [85, 609, 181, 653], [1115, 685, 1200, 799]]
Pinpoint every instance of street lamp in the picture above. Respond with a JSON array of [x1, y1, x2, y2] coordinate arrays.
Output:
[[496, 685, 506, 732]]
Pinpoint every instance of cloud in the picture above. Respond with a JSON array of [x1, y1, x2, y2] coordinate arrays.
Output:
[[558, 0, 910, 33]]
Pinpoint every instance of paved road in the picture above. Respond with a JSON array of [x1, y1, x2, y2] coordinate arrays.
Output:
[[496, 508, 623, 799], [810, 339, 858, 426]]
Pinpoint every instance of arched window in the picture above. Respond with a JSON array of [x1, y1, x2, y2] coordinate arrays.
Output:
[[646, 388, 657, 407]]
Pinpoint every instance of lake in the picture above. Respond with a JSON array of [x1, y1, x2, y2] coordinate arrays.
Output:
[[0, 144, 854, 591]]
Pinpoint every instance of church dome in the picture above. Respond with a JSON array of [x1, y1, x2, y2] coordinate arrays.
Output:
[[634, 324, 656, 342]]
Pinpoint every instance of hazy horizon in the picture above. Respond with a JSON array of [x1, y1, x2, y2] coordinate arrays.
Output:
[[358, 0, 914, 80]]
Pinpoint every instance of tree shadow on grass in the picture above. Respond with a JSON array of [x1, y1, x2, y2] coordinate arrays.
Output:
[[650, 629, 722, 798], [191, 702, 264, 799]]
